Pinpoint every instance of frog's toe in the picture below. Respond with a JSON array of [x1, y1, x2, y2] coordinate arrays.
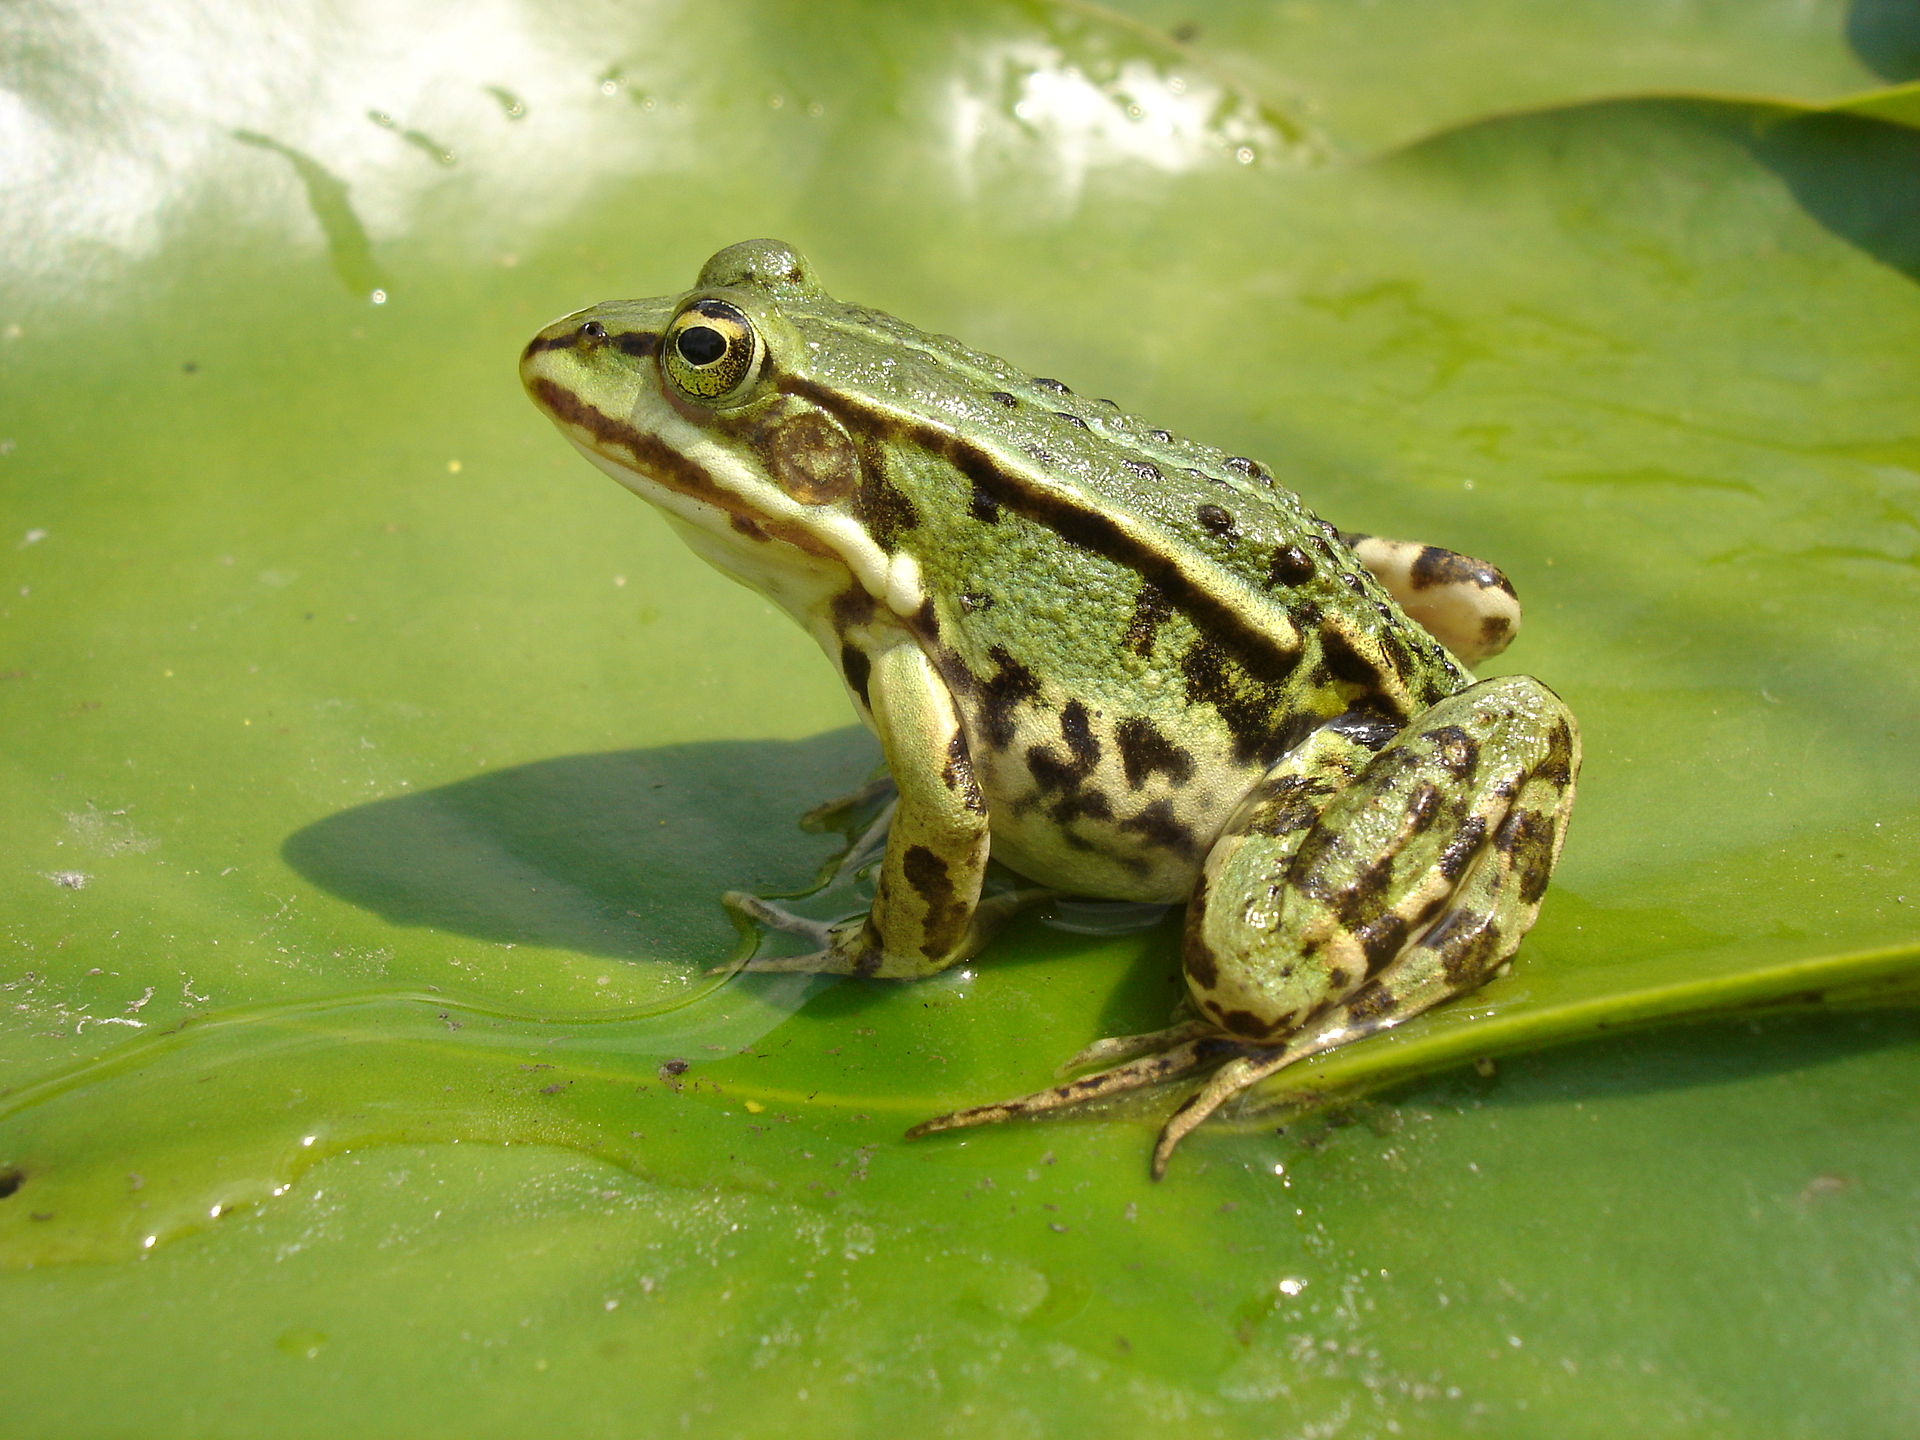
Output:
[[1149, 1048, 1303, 1178], [721, 890, 837, 945], [1054, 1018, 1215, 1076], [724, 948, 865, 976], [908, 1034, 1237, 1142]]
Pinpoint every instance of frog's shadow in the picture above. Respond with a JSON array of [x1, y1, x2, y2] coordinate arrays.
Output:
[[283, 730, 883, 965], [282, 729, 1158, 1019]]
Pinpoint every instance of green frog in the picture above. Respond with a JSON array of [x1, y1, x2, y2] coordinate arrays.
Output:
[[521, 240, 1579, 1175]]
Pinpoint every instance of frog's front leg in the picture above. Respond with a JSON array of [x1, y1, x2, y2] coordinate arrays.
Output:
[[913, 675, 1578, 1175], [729, 638, 1007, 977]]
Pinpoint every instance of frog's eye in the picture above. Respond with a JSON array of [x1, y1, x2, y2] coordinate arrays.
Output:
[[662, 299, 763, 404]]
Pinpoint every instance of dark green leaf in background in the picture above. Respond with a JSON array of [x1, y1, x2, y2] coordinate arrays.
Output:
[[3, 2, 1918, 1435]]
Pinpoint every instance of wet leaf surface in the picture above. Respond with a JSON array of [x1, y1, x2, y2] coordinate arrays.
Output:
[[3, 2, 1918, 1434]]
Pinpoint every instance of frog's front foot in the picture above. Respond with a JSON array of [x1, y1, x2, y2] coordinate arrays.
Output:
[[719, 892, 876, 975], [721, 887, 1051, 977]]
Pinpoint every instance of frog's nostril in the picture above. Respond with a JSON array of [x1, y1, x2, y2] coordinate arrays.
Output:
[[579, 319, 608, 341]]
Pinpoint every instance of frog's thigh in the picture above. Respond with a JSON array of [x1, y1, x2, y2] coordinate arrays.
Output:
[[855, 639, 994, 977], [1185, 675, 1579, 1039], [1341, 532, 1522, 665]]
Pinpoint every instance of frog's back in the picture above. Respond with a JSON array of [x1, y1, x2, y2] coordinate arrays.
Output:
[[782, 296, 1471, 899]]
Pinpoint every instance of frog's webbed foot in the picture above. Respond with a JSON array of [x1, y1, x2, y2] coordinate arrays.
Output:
[[718, 892, 867, 974], [907, 1031, 1249, 1145], [798, 774, 896, 832], [1148, 1043, 1320, 1178], [719, 886, 1051, 977]]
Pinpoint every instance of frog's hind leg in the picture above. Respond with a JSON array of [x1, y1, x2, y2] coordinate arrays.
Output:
[[1340, 532, 1522, 665], [907, 721, 1381, 1143], [1162, 674, 1580, 1172]]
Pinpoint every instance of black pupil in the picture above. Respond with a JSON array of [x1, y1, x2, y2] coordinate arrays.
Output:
[[676, 326, 727, 366]]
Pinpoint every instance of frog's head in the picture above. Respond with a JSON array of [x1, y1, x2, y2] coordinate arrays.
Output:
[[520, 239, 891, 610]]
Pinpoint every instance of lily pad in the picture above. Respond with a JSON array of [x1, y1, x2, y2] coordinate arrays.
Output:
[[3, 2, 1918, 1435]]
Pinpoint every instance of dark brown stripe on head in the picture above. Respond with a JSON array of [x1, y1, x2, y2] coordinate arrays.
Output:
[[526, 377, 835, 558]]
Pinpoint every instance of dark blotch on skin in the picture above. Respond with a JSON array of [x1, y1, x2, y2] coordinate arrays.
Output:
[[1333, 855, 1397, 927], [1343, 985, 1398, 1023], [730, 514, 770, 542], [959, 591, 994, 613], [901, 845, 968, 959], [902, 844, 952, 905], [1123, 582, 1172, 657], [1515, 824, 1558, 904], [1181, 875, 1219, 987], [853, 439, 919, 549], [1055, 412, 1089, 429], [1247, 775, 1328, 837], [1050, 789, 1114, 825], [1197, 503, 1236, 536], [839, 645, 872, 709], [1210, 1006, 1274, 1039], [969, 483, 1001, 523], [1123, 458, 1163, 481], [831, 587, 874, 629], [1026, 744, 1080, 794], [1412, 545, 1517, 597], [1436, 814, 1487, 881], [1320, 628, 1386, 689], [1114, 715, 1195, 789], [1182, 639, 1288, 764], [988, 391, 1018, 408], [1060, 700, 1100, 772], [1540, 719, 1577, 786], [1146, 428, 1173, 443], [1426, 725, 1481, 780], [1034, 377, 1072, 394], [1267, 544, 1315, 588], [942, 731, 987, 813], [1423, 908, 1503, 986], [1357, 912, 1410, 975], [1119, 798, 1200, 858], [1225, 456, 1263, 478], [974, 646, 1042, 749], [0, 1167, 23, 1200], [1405, 782, 1444, 835]]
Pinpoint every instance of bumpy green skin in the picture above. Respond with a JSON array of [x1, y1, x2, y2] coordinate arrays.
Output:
[[520, 239, 1580, 1172]]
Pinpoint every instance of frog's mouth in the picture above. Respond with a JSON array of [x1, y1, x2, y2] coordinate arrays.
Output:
[[521, 336, 862, 583]]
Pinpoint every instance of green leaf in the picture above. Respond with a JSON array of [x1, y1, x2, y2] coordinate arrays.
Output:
[[3, 2, 1918, 1434]]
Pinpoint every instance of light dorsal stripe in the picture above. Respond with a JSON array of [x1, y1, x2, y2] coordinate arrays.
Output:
[[780, 376, 1306, 683]]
